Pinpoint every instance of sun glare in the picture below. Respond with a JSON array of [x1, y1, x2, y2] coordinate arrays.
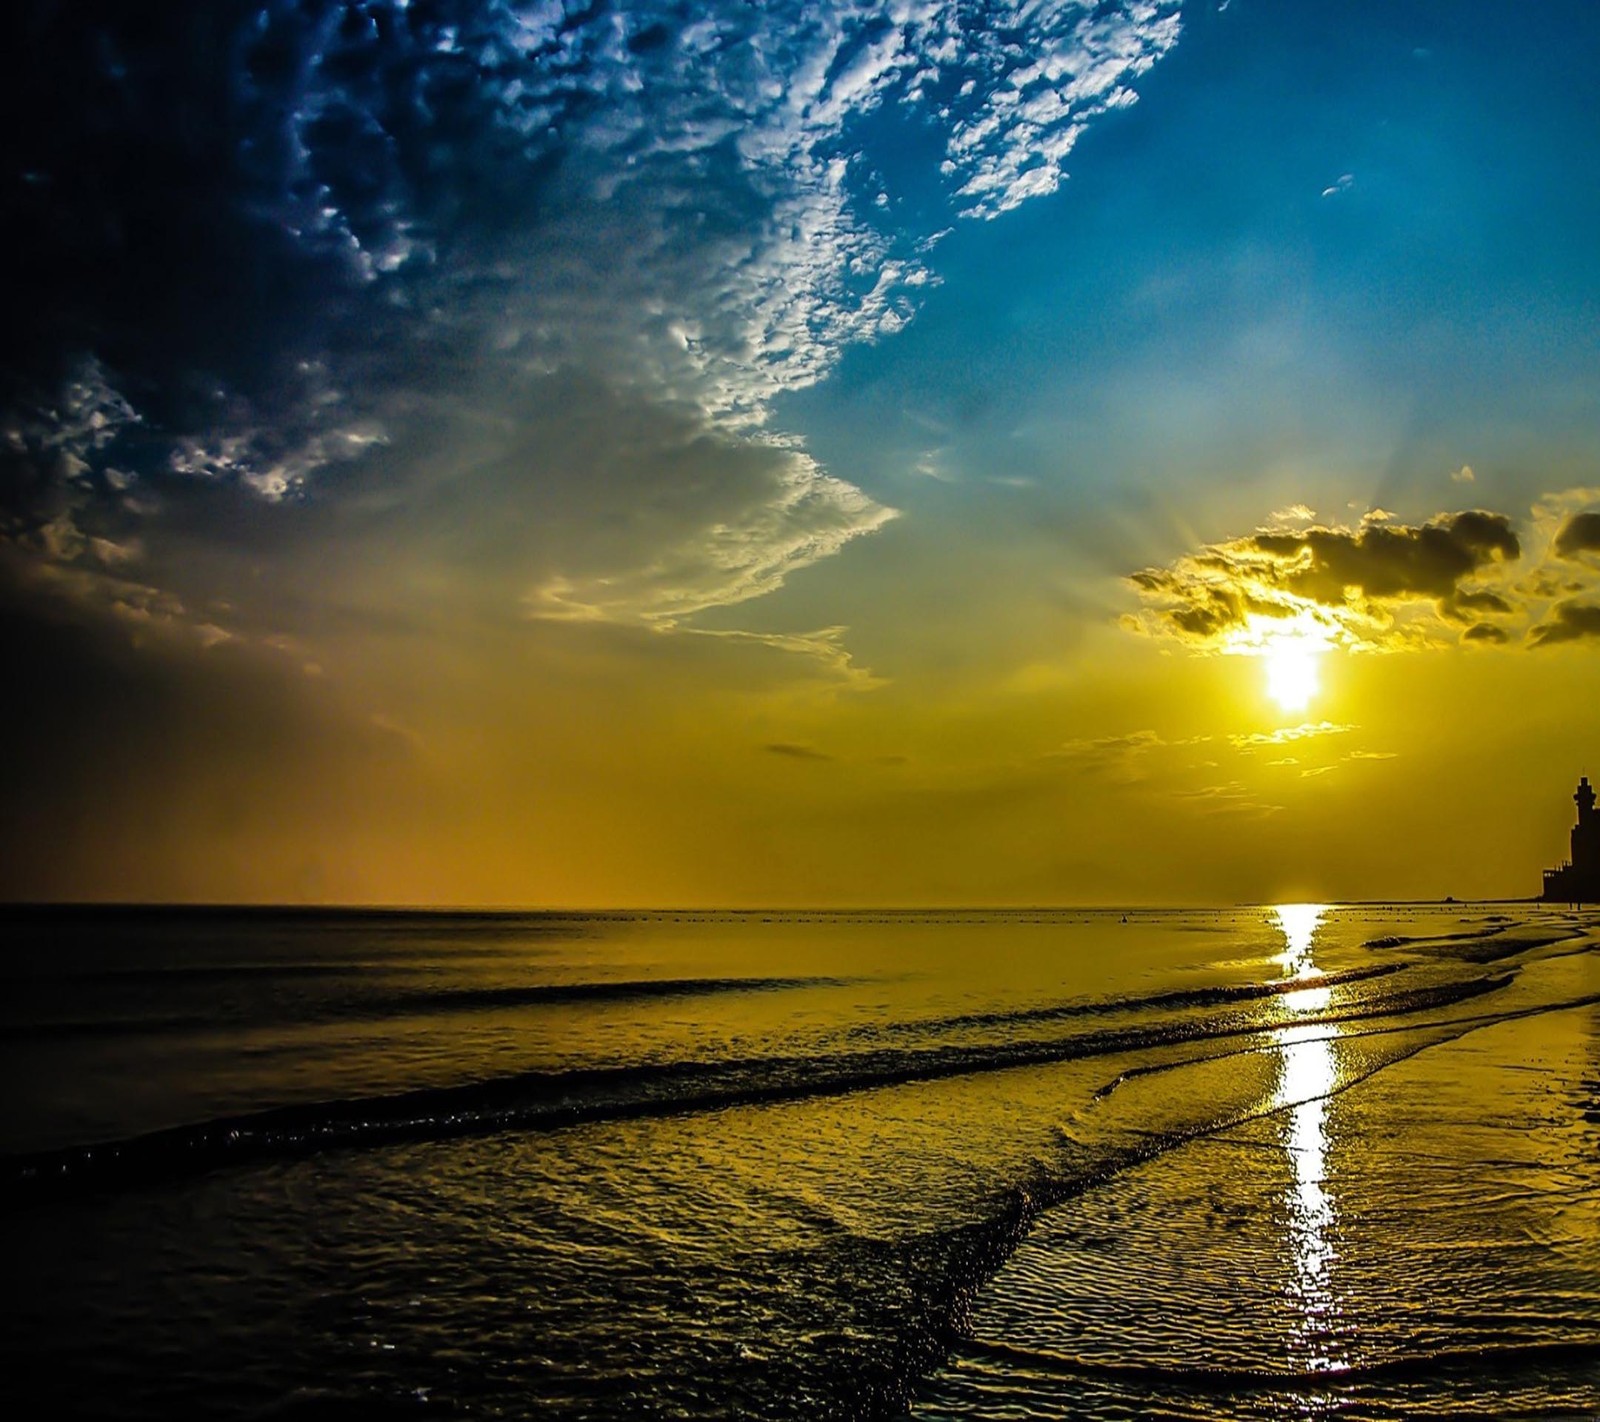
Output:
[[1266, 640, 1322, 712], [1224, 613, 1334, 717]]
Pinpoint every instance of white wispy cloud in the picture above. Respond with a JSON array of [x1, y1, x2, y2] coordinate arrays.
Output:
[[940, 0, 1181, 217], [525, 460, 897, 626]]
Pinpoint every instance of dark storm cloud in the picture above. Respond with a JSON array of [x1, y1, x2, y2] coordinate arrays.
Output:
[[1553, 510, 1600, 558], [1528, 601, 1600, 647], [1462, 622, 1510, 645]]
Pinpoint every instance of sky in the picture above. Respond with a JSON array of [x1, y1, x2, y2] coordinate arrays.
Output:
[[3, 0, 1599, 906]]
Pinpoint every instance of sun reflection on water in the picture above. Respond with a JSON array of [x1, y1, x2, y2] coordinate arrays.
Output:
[[1271, 903, 1342, 1369], [1276, 901, 1331, 1011]]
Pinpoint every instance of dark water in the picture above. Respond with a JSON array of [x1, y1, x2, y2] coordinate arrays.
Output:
[[2, 904, 1597, 1418]]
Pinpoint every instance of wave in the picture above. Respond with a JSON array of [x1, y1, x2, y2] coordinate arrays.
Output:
[[956, 1334, 1600, 1391], [0, 1012, 221, 1041], [1363, 925, 1581, 962], [0, 970, 1528, 1208], [369, 973, 855, 1013], [1, 974, 856, 1041], [891, 963, 1408, 1037]]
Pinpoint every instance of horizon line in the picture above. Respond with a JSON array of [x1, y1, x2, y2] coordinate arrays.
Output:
[[0, 896, 1551, 917]]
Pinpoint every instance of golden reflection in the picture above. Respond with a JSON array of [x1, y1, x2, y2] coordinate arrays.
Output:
[[1274, 902, 1331, 1011], [1272, 904, 1342, 1369]]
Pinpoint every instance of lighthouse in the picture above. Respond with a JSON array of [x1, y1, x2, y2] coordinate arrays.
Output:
[[1542, 775, 1600, 903]]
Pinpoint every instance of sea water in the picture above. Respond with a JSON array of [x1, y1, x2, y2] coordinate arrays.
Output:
[[2, 904, 1596, 1418]]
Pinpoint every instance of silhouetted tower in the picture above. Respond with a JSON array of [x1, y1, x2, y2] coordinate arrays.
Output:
[[1574, 776, 1600, 875], [1544, 774, 1600, 902]]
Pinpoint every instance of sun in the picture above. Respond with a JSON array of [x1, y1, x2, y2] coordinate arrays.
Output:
[[1264, 639, 1322, 713], [1227, 611, 1333, 715]]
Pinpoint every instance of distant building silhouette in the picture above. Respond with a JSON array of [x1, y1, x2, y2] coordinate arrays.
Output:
[[1542, 776, 1600, 903]]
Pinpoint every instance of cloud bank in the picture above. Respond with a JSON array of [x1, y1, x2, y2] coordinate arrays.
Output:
[[2, 0, 1182, 644]]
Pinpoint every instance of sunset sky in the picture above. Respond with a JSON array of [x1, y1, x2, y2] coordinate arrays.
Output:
[[4, 0, 1599, 905]]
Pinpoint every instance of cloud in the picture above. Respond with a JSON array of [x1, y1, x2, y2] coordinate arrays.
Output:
[[1054, 728, 1191, 758], [1230, 721, 1355, 748], [1529, 601, 1600, 647], [1270, 504, 1316, 525], [1320, 172, 1354, 198], [1047, 728, 1222, 785], [678, 626, 885, 690], [1250, 512, 1519, 604], [1170, 780, 1282, 817], [1554, 510, 1600, 558], [4, 359, 908, 677], [2, 0, 1184, 658], [0, 523, 235, 654], [1127, 510, 1522, 651], [940, 1, 1182, 218], [1451, 464, 1475, 484], [764, 742, 834, 761], [525, 444, 896, 627], [1055, 729, 1169, 757], [1449, 588, 1514, 616], [1127, 490, 1600, 662], [1049, 729, 1175, 781]]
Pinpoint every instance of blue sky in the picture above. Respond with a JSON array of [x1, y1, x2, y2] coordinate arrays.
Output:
[[786, 0, 1600, 537]]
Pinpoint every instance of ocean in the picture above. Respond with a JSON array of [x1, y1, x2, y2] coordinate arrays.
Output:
[[2, 904, 1597, 1419]]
